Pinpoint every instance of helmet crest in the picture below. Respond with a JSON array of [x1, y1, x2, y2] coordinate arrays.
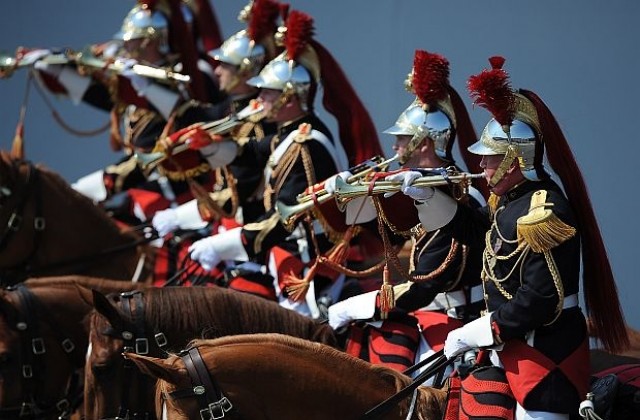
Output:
[[283, 11, 314, 62], [248, 0, 280, 44], [411, 51, 450, 109], [467, 56, 516, 130]]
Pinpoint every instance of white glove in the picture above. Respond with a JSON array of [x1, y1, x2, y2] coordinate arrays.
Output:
[[328, 291, 378, 330], [324, 171, 353, 195], [188, 236, 222, 271], [152, 208, 179, 237], [120, 59, 149, 96], [443, 314, 495, 359], [22, 49, 52, 66], [384, 171, 435, 201]]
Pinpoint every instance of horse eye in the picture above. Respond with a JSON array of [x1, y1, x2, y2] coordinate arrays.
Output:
[[91, 363, 114, 378]]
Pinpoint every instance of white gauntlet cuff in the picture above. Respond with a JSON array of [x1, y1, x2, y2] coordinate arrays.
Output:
[[200, 141, 238, 168], [415, 189, 457, 231], [58, 67, 91, 105], [174, 199, 208, 230]]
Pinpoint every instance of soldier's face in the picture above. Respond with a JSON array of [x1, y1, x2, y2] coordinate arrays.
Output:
[[214, 62, 240, 93], [480, 154, 524, 195]]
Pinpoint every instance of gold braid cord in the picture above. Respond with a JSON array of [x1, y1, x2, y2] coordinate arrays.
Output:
[[411, 237, 467, 288], [481, 199, 567, 326], [263, 142, 302, 210], [371, 196, 416, 238]]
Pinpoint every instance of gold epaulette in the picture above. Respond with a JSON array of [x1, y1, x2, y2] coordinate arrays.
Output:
[[516, 190, 576, 253], [293, 123, 313, 143]]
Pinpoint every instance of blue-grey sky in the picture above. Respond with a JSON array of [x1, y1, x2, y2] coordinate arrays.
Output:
[[2, 1, 639, 327]]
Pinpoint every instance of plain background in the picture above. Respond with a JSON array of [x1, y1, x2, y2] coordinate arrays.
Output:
[[1, 1, 639, 328]]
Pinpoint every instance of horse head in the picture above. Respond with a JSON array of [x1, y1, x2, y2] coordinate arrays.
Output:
[[84, 288, 159, 420], [130, 334, 448, 420], [0, 283, 89, 419], [0, 150, 153, 285]]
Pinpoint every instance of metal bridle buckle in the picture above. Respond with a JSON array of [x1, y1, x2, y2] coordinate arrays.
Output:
[[200, 397, 233, 420], [8, 213, 22, 231], [34, 216, 46, 231], [62, 338, 75, 353], [154, 332, 168, 348], [22, 364, 33, 378], [32, 337, 46, 355], [135, 337, 149, 355]]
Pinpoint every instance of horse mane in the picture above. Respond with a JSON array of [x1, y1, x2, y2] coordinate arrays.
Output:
[[143, 287, 338, 348], [90, 287, 337, 350], [23, 275, 132, 290]]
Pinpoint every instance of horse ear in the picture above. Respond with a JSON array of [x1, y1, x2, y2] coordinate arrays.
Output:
[[127, 353, 183, 383], [91, 289, 125, 332], [75, 284, 95, 306]]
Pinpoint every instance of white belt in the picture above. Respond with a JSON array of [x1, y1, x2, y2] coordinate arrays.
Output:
[[422, 285, 484, 311]]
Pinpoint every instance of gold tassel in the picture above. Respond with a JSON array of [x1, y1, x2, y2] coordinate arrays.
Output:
[[517, 190, 576, 253], [323, 226, 358, 266], [283, 261, 319, 302], [487, 192, 500, 215], [11, 121, 24, 160], [517, 214, 576, 253], [187, 178, 223, 223], [378, 264, 395, 319]]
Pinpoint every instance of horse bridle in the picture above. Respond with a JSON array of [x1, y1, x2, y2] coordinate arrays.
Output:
[[0, 284, 85, 419], [0, 159, 155, 285], [0, 161, 46, 281], [164, 347, 233, 420], [99, 291, 169, 420]]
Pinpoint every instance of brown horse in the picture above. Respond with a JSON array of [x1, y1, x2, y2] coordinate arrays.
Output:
[[0, 276, 143, 420], [0, 151, 154, 284], [129, 333, 447, 420], [83, 286, 338, 420]]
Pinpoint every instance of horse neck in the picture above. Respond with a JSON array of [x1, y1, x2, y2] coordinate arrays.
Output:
[[192, 339, 408, 419], [31, 176, 146, 279]]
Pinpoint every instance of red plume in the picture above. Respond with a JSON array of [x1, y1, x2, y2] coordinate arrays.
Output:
[[521, 89, 629, 353], [311, 40, 382, 166], [248, 0, 280, 43], [284, 11, 314, 62], [412, 50, 450, 106], [191, 0, 223, 51], [467, 56, 515, 127]]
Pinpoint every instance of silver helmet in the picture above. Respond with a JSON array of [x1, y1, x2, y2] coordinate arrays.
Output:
[[384, 50, 456, 164], [210, 29, 266, 75], [246, 10, 320, 112], [468, 92, 544, 182], [384, 98, 455, 162], [113, 4, 169, 53]]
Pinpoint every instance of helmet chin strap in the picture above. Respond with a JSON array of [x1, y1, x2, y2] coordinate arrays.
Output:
[[488, 144, 519, 187], [265, 86, 295, 121], [399, 128, 427, 165]]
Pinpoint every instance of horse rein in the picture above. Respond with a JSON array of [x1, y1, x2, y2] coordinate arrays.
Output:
[[164, 347, 233, 420], [0, 284, 84, 419]]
